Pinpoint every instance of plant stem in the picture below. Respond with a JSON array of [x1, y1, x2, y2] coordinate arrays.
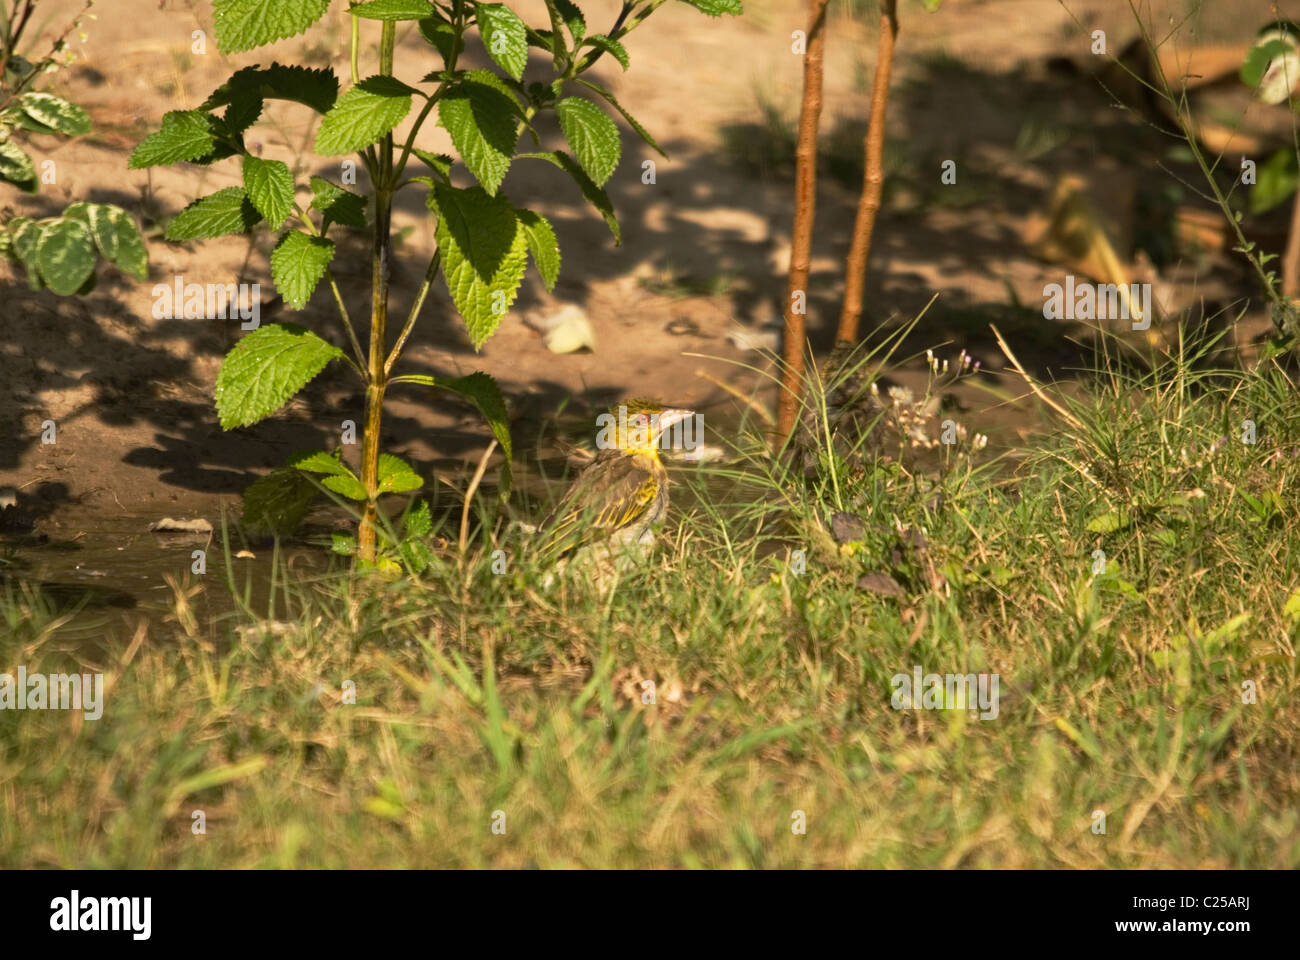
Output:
[[358, 21, 397, 564], [385, 248, 441, 376], [836, 0, 897, 346], [776, 0, 830, 447], [393, 93, 440, 180], [393, 0, 468, 190], [325, 267, 367, 374], [570, 1, 636, 74]]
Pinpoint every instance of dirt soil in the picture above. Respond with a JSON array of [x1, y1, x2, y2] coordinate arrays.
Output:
[[0, 0, 1288, 534]]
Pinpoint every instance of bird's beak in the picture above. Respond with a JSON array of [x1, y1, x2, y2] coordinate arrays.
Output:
[[655, 408, 696, 432]]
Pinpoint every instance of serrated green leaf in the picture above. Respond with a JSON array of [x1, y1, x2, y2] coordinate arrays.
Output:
[[19, 93, 91, 136], [129, 110, 222, 168], [309, 176, 368, 229], [241, 467, 321, 536], [323, 473, 369, 499], [577, 77, 665, 157], [447, 372, 512, 495], [476, 3, 529, 81], [437, 70, 521, 195], [86, 204, 149, 280], [516, 208, 560, 291], [202, 63, 340, 129], [404, 498, 432, 537], [430, 371, 512, 495], [378, 452, 423, 493], [677, 0, 743, 15], [289, 449, 355, 476], [411, 147, 454, 180], [418, 15, 464, 63], [315, 74, 417, 155], [581, 33, 628, 70], [547, 0, 585, 44], [223, 94, 265, 135], [555, 96, 620, 187], [242, 155, 295, 228], [166, 187, 262, 241], [525, 26, 558, 55], [518, 150, 619, 243], [0, 139, 37, 191], [271, 231, 335, 309], [213, 0, 332, 55], [215, 323, 344, 429], [397, 533, 433, 571], [36, 218, 96, 295], [208, 62, 338, 113], [429, 183, 527, 349], [351, 0, 434, 19]]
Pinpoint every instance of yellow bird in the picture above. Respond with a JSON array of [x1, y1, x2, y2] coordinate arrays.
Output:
[[536, 399, 696, 561]]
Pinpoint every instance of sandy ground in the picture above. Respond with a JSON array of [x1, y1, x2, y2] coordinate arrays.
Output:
[[0, 0, 1289, 528]]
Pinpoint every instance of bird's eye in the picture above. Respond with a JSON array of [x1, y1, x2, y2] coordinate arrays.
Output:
[[636, 413, 649, 426]]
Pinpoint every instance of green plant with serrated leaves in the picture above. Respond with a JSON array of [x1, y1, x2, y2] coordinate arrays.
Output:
[[133, 0, 741, 564], [241, 447, 434, 574], [0, 1, 148, 294]]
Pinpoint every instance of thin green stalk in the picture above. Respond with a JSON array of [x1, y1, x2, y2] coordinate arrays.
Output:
[[325, 267, 367, 377], [513, 102, 540, 140], [393, 1, 466, 180], [385, 248, 441, 376], [393, 93, 442, 181]]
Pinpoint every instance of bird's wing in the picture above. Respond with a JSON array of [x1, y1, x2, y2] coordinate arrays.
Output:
[[536, 451, 660, 559]]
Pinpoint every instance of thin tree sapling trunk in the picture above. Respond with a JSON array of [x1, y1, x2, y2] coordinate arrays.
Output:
[[836, 0, 898, 346], [778, 0, 831, 447]]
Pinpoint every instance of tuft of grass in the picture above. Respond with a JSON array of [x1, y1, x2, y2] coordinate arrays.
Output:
[[2, 329, 1297, 868]]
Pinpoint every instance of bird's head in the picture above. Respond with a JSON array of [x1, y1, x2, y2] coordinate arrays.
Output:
[[602, 398, 696, 457]]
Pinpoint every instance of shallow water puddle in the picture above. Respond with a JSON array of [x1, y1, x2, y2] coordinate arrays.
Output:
[[1, 512, 330, 642]]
